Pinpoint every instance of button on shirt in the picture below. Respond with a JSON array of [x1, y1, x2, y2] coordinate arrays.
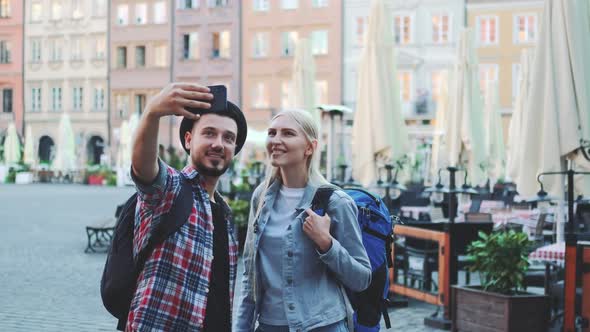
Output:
[[259, 186, 305, 325]]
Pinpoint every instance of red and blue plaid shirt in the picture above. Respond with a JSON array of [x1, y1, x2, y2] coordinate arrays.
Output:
[[126, 160, 238, 331]]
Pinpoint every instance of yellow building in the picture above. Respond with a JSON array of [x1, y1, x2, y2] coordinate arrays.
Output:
[[467, 0, 543, 135]]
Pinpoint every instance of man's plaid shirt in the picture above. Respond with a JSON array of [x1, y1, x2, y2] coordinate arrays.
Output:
[[126, 160, 238, 331]]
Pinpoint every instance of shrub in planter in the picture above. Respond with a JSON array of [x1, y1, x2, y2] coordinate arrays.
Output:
[[227, 198, 250, 253], [452, 231, 550, 332]]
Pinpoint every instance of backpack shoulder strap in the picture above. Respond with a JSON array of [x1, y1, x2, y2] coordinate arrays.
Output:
[[310, 186, 336, 216], [136, 174, 194, 266]]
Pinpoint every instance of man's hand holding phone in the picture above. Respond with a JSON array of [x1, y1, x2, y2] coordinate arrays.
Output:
[[145, 83, 213, 120]]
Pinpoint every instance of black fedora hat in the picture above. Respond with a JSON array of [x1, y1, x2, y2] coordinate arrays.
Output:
[[179, 101, 247, 155]]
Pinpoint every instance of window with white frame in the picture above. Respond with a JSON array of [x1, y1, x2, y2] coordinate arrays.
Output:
[[354, 16, 367, 46], [117, 4, 129, 25], [252, 82, 269, 108], [31, 1, 42, 22], [51, 86, 62, 112], [479, 64, 499, 99], [183, 33, 199, 60], [31, 87, 42, 112], [512, 63, 521, 104], [254, 0, 269, 11], [430, 69, 448, 103], [135, 3, 147, 24], [0, 0, 10, 18], [154, 1, 167, 24], [3, 89, 13, 113], [208, 0, 228, 8], [281, 0, 297, 10], [394, 15, 412, 45], [135, 46, 146, 67], [31, 39, 42, 62], [51, 0, 62, 20], [155, 45, 168, 67], [398, 71, 413, 103], [312, 0, 328, 8], [72, 86, 83, 111], [0, 41, 11, 64], [212, 31, 231, 59], [252, 32, 269, 58], [94, 36, 106, 59], [514, 14, 537, 44], [93, 86, 105, 111], [135, 94, 146, 114], [315, 80, 328, 104], [311, 30, 328, 55], [94, 0, 106, 17], [70, 37, 83, 60], [179, 0, 198, 9], [72, 0, 83, 19], [116, 46, 127, 68], [116, 94, 130, 118], [281, 81, 291, 109], [281, 31, 298, 56], [49, 39, 63, 62], [432, 13, 451, 44], [477, 15, 498, 45]]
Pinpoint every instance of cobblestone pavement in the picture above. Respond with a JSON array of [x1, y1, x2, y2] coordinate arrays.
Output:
[[0, 184, 444, 331]]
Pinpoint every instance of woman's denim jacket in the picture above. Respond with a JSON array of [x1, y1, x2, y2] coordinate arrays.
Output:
[[233, 181, 372, 332]]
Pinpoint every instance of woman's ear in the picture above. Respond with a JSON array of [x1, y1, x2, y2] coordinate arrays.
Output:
[[305, 139, 318, 157], [184, 131, 192, 150]]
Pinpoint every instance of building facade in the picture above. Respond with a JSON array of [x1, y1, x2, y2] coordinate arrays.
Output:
[[343, 0, 465, 124], [110, 0, 173, 151], [171, 0, 241, 151], [242, 0, 342, 130], [0, 0, 23, 137], [467, 0, 543, 131], [24, 0, 109, 166]]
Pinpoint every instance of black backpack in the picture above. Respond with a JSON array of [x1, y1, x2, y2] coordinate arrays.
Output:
[[100, 176, 193, 331]]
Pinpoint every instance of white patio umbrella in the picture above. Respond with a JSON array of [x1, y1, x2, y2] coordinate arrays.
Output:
[[290, 38, 321, 127], [506, 49, 533, 183], [23, 125, 35, 166], [429, 71, 452, 184], [483, 80, 506, 183], [515, 0, 590, 198], [446, 28, 487, 187], [351, 0, 409, 187], [3, 122, 21, 165], [52, 113, 77, 173]]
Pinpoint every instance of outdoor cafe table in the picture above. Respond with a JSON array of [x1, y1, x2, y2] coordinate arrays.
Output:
[[529, 242, 565, 264]]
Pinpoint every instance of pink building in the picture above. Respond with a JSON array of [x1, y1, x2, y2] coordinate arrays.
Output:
[[242, 0, 342, 130], [0, 0, 23, 136], [110, 0, 174, 148], [172, 0, 241, 151]]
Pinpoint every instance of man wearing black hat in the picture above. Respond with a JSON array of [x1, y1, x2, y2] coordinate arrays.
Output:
[[128, 83, 247, 331]]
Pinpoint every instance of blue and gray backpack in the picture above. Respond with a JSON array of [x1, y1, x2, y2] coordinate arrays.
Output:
[[311, 187, 393, 332]]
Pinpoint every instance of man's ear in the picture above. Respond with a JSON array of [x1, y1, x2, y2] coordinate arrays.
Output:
[[184, 130, 192, 150]]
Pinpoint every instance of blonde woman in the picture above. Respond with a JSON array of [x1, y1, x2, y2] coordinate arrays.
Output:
[[233, 110, 371, 332]]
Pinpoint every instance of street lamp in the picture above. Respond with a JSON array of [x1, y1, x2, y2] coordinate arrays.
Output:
[[424, 166, 478, 223], [373, 163, 406, 211]]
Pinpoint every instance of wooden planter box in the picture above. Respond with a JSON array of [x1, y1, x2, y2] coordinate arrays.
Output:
[[452, 285, 550, 332]]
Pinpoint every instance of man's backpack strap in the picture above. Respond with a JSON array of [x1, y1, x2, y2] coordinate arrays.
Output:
[[135, 174, 194, 271]]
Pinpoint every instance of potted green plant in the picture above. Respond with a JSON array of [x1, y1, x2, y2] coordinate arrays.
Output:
[[452, 230, 550, 332]]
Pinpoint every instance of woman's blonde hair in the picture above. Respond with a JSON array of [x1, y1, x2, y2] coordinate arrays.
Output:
[[253, 109, 329, 220]]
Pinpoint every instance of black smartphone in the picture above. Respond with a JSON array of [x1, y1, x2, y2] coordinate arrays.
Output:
[[207, 85, 227, 112]]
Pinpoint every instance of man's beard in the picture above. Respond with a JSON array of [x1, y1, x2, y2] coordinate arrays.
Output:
[[194, 159, 230, 177]]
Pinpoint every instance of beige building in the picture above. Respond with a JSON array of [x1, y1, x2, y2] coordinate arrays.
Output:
[[24, 0, 109, 165], [467, 0, 543, 132], [242, 0, 342, 130], [110, 0, 173, 150]]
